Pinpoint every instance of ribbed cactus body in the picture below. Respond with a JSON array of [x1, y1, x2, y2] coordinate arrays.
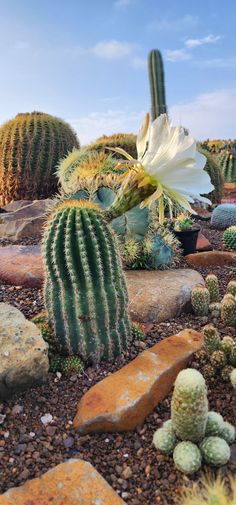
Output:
[[205, 275, 220, 302], [217, 150, 236, 183], [148, 49, 167, 121], [211, 203, 236, 229], [0, 112, 79, 204], [223, 226, 236, 250], [198, 148, 223, 204], [43, 200, 131, 362]]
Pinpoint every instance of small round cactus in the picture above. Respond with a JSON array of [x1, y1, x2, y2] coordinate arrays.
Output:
[[210, 350, 227, 369], [230, 368, 236, 387], [171, 369, 208, 443], [226, 279, 236, 297], [221, 298, 236, 327], [191, 286, 210, 316], [209, 302, 221, 319], [200, 436, 231, 466], [202, 363, 216, 381], [194, 348, 209, 366], [202, 324, 221, 353], [163, 419, 174, 432], [205, 274, 220, 302], [220, 421, 235, 444], [62, 356, 84, 375], [131, 322, 146, 341], [173, 441, 202, 475], [223, 225, 236, 250], [229, 346, 236, 366], [153, 427, 176, 454], [220, 336, 235, 356], [50, 354, 64, 373], [205, 411, 224, 437], [221, 365, 234, 381]]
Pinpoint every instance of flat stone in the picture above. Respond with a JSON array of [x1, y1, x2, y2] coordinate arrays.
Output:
[[73, 329, 203, 433], [3, 200, 33, 212], [0, 303, 49, 398], [0, 245, 43, 288], [196, 232, 213, 252], [0, 199, 52, 241], [194, 208, 212, 220], [126, 269, 204, 323], [186, 250, 236, 267], [0, 459, 125, 505]]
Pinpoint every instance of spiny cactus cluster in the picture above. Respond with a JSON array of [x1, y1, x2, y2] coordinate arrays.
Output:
[[87, 133, 137, 159], [191, 276, 236, 327], [211, 203, 236, 229], [0, 111, 79, 205], [223, 225, 236, 250], [194, 323, 236, 384], [42, 199, 131, 363], [152, 369, 235, 475]]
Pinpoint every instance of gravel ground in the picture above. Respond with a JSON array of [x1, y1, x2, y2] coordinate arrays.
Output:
[[0, 219, 236, 504]]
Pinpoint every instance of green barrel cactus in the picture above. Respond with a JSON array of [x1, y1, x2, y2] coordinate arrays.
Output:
[[0, 111, 79, 204], [205, 274, 220, 302], [220, 421, 235, 444], [148, 49, 167, 121], [230, 368, 236, 388], [171, 369, 208, 443], [200, 436, 231, 466], [202, 324, 221, 353], [153, 427, 176, 454], [191, 286, 210, 316], [87, 133, 137, 159], [211, 203, 236, 230], [226, 280, 236, 297], [223, 226, 236, 250], [173, 441, 202, 475], [43, 199, 131, 362], [205, 411, 224, 437]]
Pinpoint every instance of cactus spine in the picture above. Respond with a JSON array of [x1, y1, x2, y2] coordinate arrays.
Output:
[[43, 199, 131, 362], [148, 49, 167, 122], [0, 112, 79, 204]]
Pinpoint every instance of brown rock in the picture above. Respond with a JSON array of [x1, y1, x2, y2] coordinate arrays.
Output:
[[0, 459, 125, 504], [126, 269, 204, 323], [0, 245, 43, 288], [196, 232, 212, 252], [193, 207, 211, 220], [73, 329, 203, 434], [186, 250, 236, 267], [3, 200, 33, 212], [0, 199, 52, 241]]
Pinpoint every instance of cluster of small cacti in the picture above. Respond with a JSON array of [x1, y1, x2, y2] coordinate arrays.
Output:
[[152, 369, 235, 475], [211, 203, 236, 229], [191, 277, 236, 328], [194, 323, 236, 385], [0, 112, 79, 204], [42, 199, 131, 363], [223, 225, 236, 250]]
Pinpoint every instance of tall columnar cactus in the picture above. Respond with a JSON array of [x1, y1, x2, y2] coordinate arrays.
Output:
[[198, 148, 223, 204], [43, 199, 131, 362], [217, 149, 236, 183], [148, 49, 167, 121], [0, 111, 79, 204], [171, 369, 208, 443]]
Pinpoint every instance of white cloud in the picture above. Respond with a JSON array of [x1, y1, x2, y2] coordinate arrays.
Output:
[[114, 0, 135, 8], [170, 88, 236, 140], [148, 14, 198, 31], [165, 49, 191, 62], [91, 40, 135, 59], [185, 34, 222, 49], [67, 109, 145, 145]]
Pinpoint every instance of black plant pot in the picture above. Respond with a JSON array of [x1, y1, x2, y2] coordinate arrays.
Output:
[[172, 226, 200, 256]]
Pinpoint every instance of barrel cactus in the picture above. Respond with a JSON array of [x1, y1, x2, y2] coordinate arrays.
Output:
[[217, 149, 236, 183], [223, 225, 236, 250], [87, 133, 137, 159], [211, 203, 236, 229], [0, 112, 79, 204], [173, 441, 202, 475], [171, 369, 208, 443], [148, 49, 167, 121], [200, 436, 231, 466], [42, 199, 131, 362]]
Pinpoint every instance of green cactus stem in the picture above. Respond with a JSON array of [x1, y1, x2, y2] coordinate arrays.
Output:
[[205, 274, 220, 302], [148, 49, 167, 121]]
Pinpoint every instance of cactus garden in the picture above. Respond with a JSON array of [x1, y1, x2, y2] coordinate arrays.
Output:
[[0, 4, 236, 504]]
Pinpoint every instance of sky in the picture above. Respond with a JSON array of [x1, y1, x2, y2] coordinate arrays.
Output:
[[0, 0, 236, 144]]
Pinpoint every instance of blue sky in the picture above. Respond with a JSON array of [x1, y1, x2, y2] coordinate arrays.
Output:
[[0, 0, 236, 144]]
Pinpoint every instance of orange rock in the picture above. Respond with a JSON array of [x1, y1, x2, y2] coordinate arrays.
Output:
[[74, 329, 203, 434], [196, 232, 212, 252], [0, 245, 43, 288], [0, 459, 125, 505], [186, 250, 236, 267]]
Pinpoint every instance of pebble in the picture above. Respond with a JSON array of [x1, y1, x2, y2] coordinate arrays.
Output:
[[40, 413, 53, 425], [122, 466, 133, 479], [63, 436, 74, 449], [45, 425, 57, 436]]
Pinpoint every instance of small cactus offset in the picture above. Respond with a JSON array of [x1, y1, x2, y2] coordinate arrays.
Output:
[[191, 286, 210, 316], [148, 49, 167, 121], [223, 225, 236, 250], [202, 324, 221, 353], [171, 369, 208, 443], [221, 297, 236, 327], [131, 322, 146, 341], [221, 364, 234, 381], [43, 199, 131, 362], [205, 274, 220, 302], [173, 442, 202, 475], [153, 427, 176, 454], [202, 363, 216, 381], [220, 336, 235, 356], [210, 350, 227, 369], [226, 279, 236, 297], [221, 421, 235, 444], [205, 411, 224, 436], [200, 436, 231, 466], [62, 356, 84, 375]]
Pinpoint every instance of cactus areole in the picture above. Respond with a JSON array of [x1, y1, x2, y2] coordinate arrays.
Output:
[[42, 199, 131, 362]]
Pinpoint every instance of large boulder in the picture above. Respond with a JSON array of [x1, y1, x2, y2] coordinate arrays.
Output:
[[0, 199, 52, 241], [126, 269, 204, 323], [0, 459, 125, 505], [0, 245, 43, 287], [0, 303, 49, 398], [74, 329, 203, 434]]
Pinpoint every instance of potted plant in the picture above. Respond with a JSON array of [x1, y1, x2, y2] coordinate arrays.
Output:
[[172, 214, 200, 255]]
